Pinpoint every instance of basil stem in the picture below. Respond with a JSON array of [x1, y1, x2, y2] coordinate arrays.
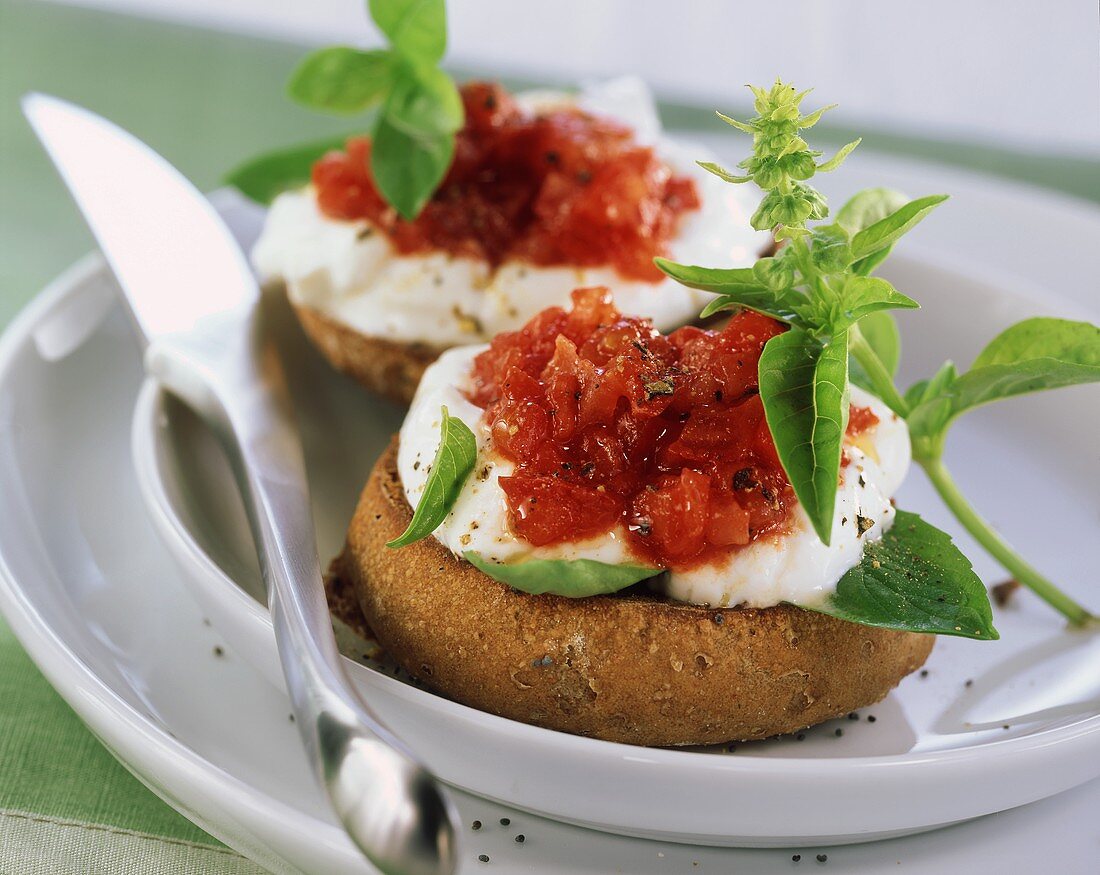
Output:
[[853, 324, 1095, 626], [918, 455, 1097, 627], [848, 324, 910, 417]]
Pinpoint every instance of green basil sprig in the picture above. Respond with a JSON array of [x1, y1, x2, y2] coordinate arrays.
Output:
[[464, 553, 662, 598], [226, 136, 353, 206], [227, 0, 462, 219], [906, 318, 1100, 454], [387, 406, 476, 548], [808, 511, 997, 640], [658, 78, 1100, 628], [757, 328, 850, 544]]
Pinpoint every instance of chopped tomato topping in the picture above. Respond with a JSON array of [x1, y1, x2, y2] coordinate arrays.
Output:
[[846, 404, 880, 436], [311, 82, 700, 282], [469, 289, 877, 568]]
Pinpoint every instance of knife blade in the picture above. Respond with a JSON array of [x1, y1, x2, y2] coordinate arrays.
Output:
[[22, 94, 255, 344], [23, 93, 458, 875]]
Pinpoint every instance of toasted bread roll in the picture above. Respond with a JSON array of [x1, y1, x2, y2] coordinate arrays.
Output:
[[334, 439, 934, 747], [293, 303, 445, 405]]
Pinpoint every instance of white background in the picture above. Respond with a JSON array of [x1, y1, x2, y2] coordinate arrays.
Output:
[[46, 0, 1100, 157]]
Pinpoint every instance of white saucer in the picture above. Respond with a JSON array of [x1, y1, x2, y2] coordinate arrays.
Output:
[[0, 152, 1098, 871], [127, 173, 1100, 850]]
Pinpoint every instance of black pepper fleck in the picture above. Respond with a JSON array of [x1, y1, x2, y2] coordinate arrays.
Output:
[[965, 679, 974, 688], [847, 712, 858, 720], [867, 715, 876, 723], [213, 646, 224, 658], [499, 817, 510, 826], [834, 728, 843, 737], [760, 485, 780, 510], [478, 853, 490, 863], [796, 733, 806, 741], [514, 834, 525, 844], [920, 669, 929, 678], [733, 467, 757, 492], [792, 853, 802, 861], [817, 853, 828, 862]]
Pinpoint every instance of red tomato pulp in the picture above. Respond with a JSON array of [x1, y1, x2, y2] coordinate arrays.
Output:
[[468, 288, 880, 568], [312, 82, 700, 282]]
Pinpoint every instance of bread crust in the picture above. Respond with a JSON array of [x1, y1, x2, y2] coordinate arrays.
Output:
[[337, 439, 934, 746], [293, 303, 445, 405]]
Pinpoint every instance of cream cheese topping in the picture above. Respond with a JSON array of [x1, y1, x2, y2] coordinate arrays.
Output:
[[252, 77, 771, 347], [398, 345, 912, 610]]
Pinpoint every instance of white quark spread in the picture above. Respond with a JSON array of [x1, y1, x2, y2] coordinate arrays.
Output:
[[398, 346, 912, 611], [252, 77, 771, 347]]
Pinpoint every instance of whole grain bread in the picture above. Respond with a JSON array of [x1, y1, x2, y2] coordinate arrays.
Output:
[[334, 438, 934, 746]]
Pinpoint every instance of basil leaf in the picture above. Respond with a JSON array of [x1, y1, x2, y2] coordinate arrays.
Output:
[[655, 260, 758, 288], [905, 362, 958, 439], [654, 258, 801, 323], [371, 113, 455, 220], [464, 552, 662, 598], [369, 0, 447, 65], [384, 63, 463, 138], [971, 317, 1100, 370], [809, 225, 852, 274], [758, 328, 849, 545], [696, 160, 751, 184], [287, 47, 394, 114], [387, 406, 476, 548], [850, 310, 900, 392], [225, 135, 354, 205], [849, 194, 948, 262], [909, 318, 1100, 440], [815, 138, 861, 173], [833, 275, 918, 330], [835, 188, 908, 276], [752, 255, 796, 291], [836, 188, 909, 235], [805, 510, 998, 640]]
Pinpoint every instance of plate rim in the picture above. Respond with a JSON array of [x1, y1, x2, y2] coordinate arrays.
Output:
[[128, 248, 1100, 777], [0, 161, 1098, 859], [0, 257, 358, 870]]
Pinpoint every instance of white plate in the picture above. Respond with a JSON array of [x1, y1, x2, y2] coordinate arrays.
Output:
[[125, 170, 1100, 851], [0, 153, 1098, 872]]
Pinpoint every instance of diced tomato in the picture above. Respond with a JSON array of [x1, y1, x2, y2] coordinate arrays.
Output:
[[468, 292, 874, 568], [499, 474, 621, 545], [706, 495, 752, 547], [847, 405, 880, 436], [310, 82, 699, 281], [631, 470, 711, 561]]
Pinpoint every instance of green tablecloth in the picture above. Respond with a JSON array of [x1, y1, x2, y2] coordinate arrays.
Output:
[[0, 1, 1097, 871]]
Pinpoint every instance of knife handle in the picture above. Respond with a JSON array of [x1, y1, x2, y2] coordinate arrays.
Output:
[[145, 321, 458, 875]]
